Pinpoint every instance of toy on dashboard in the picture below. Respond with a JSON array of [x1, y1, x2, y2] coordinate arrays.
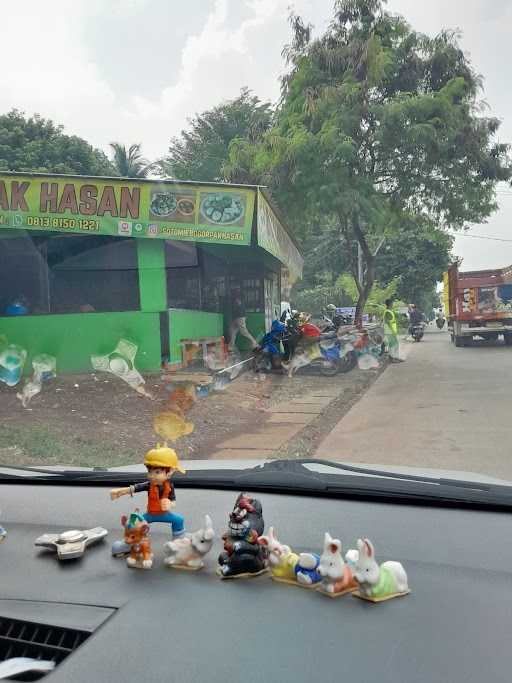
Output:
[[217, 493, 267, 579], [258, 527, 298, 582], [257, 527, 321, 588], [0, 511, 6, 543], [318, 532, 359, 598], [109, 444, 186, 556], [294, 553, 322, 586], [122, 511, 153, 569], [164, 514, 215, 570], [352, 538, 410, 602], [34, 527, 108, 560]]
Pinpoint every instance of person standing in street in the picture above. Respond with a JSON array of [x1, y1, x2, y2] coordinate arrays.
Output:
[[383, 298, 403, 362], [228, 290, 258, 351]]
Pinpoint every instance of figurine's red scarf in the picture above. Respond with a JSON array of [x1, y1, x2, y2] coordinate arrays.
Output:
[[147, 481, 171, 514]]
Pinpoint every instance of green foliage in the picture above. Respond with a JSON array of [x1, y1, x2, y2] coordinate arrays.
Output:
[[160, 88, 273, 183], [291, 273, 352, 316], [109, 142, 152, 178], [291, 271, 400, 317], [228, 0, 511, 319], [295, 218, 353, 288], [336, 273, 401, 315], [376, 219, 453, 310], [0, 109, 115, 175]]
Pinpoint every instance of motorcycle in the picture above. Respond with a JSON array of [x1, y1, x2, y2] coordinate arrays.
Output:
[[411, 322, 425, 342], [436, 317, 446, 330], [319, 312, 353, 334], [253, 320, 287, 372], [285, 323, 358, 377]]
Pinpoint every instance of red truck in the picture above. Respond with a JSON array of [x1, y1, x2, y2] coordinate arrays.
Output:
[[445, 263, 512, 347]]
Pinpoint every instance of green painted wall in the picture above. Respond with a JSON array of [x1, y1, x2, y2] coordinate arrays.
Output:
[[137, 239, 167, 312], [0, 312, 162, 373], [168, 309, 224, 364]]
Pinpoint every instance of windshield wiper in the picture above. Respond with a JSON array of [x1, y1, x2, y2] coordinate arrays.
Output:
[[253, 458, 501, 491], [1, 459, 511, 510]]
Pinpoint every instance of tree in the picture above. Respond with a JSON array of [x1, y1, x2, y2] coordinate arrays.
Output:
[[160, 88, 273, 182], [295, 218, 353, 290], [375, 218, 453, 311], [291, 272, 353, 315], [291, 271, 401, 317], [228, 0, 511, 324], [0, 109, 114, 175], [109, 142, 153, 178]]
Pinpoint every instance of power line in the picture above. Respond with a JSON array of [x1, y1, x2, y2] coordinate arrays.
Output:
[[449, 231, 512, 243]]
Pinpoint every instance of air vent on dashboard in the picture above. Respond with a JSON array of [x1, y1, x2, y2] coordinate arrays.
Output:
[[0, 616, 89, 680]]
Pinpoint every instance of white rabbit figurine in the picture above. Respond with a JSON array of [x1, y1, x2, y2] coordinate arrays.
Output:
[[352, 538, 409, 602], [344, 548, 359, 569], [318, 532, 358, 597], [258, 527, 299, 582], [258, 527, 322, 587], [164, 514, 214, 570]]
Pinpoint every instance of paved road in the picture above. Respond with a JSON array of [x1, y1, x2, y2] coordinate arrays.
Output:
[[316, 326, 512, 480]]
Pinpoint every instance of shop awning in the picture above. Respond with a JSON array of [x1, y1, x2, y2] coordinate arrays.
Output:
[[257, 189, 304, 281]]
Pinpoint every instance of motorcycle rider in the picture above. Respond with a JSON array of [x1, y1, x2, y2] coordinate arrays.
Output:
[[282, 309, 300, 361], [435, 307, 446, 329], [408, 304, 424, 336]]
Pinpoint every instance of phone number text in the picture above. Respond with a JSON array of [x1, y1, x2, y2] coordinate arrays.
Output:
[[26, 216, 99, 231]]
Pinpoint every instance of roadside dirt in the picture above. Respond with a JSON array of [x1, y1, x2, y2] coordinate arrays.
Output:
[[0, 363, 385, 467]]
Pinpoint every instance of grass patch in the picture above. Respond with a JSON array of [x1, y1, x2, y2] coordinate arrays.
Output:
[[0, 424, 131, 468]]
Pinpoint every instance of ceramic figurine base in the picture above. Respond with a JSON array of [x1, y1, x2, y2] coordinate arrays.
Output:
[[166, 563, 204, 572], [352, 589, 410, 603], [271, 576, 319, 589], [217, 567, 268, 580], [319, 586, 358, 599], [127, 557, 154, 570]]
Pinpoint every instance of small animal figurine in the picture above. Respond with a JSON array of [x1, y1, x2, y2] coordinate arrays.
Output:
[[318, 532, 359, 597], [294, 553, 322, 586], [218, 493, 267, 579], [0, 510, 6, 543], [258, 528, 322, 587], [121, 512, 153, 570], [164, 514, 215, 570], [258, 527, 299, 583], [352, 538, 409, 602], [344, 547, 359, 570]]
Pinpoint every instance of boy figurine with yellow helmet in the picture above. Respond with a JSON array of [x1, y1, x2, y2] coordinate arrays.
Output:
[[110, 445, 186, 557]]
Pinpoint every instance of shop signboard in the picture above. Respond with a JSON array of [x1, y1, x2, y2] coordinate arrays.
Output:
[[257, 190, 303, 281], [0, 172, 255, 245]]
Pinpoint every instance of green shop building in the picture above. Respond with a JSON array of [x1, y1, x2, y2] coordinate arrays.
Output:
[[0, 172, 303, 373]]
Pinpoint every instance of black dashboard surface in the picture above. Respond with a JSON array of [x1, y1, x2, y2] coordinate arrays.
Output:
[[1, 483, 512, 682]]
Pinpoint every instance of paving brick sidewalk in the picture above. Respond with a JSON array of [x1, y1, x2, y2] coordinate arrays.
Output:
[[210, 389, 341, 459]]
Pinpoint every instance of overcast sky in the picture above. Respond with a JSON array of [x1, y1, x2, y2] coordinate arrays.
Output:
[[2, 0, 511, 270]]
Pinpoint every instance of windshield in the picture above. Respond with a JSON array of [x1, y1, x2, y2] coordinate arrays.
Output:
[[1, 0, 512, 495]]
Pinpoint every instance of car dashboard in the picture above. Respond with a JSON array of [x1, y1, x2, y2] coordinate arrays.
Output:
[[1, 482, 511, 682]]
